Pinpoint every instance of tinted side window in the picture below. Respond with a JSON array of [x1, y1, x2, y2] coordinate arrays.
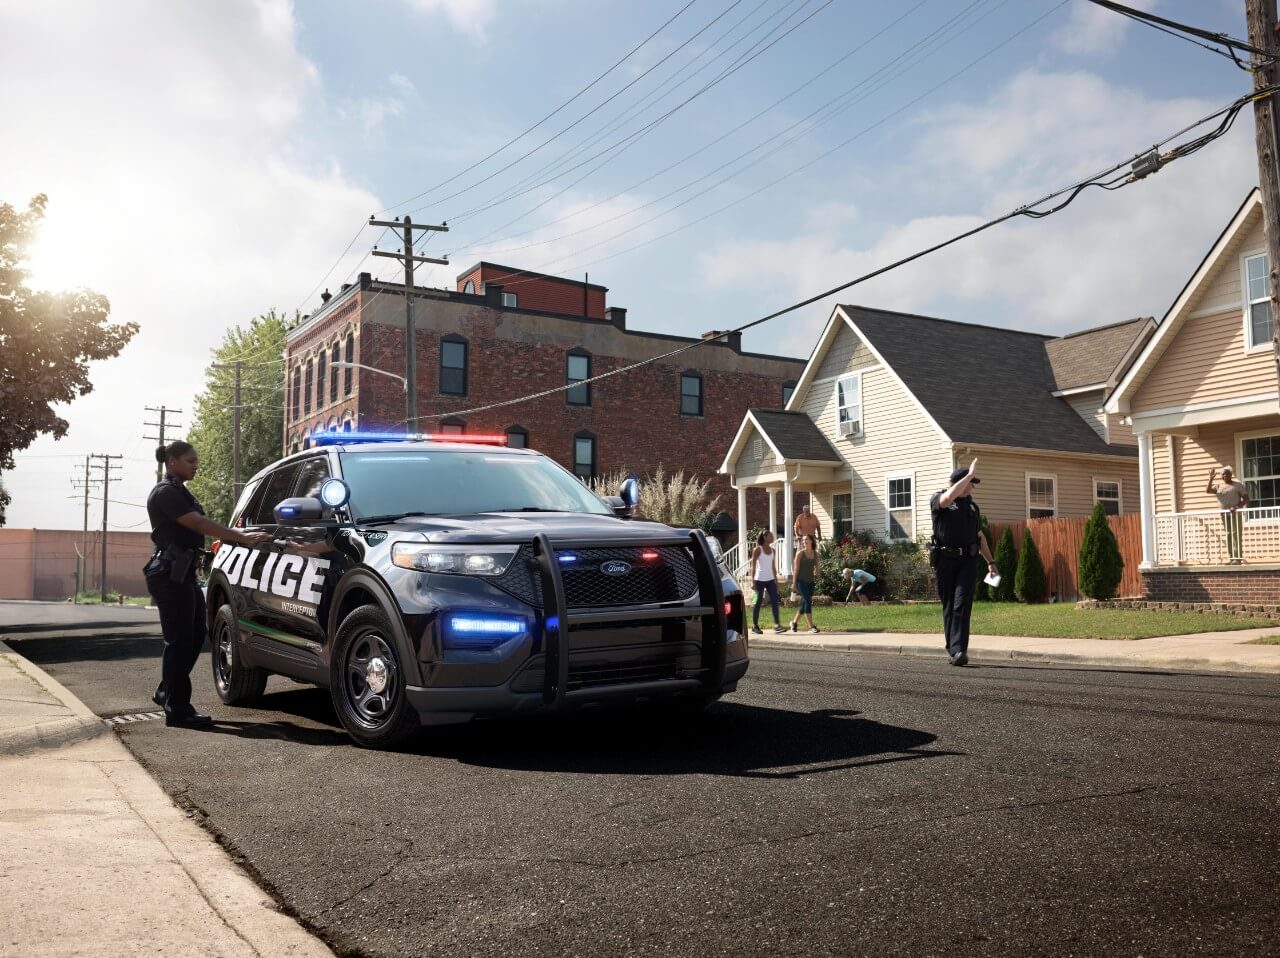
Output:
[[292, 456, 331, 500], [251, 463, 301, 525], [230, 478, 263, 527]]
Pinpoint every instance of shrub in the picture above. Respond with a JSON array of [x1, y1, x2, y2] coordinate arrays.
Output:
[[813, 531, 934, 602], [1078, 501, 1124, 600], [588, 465, 720, 530], [974, 513, 993, 601], [992, 527, 1017, 601], [1014, 528, 1049, 603]]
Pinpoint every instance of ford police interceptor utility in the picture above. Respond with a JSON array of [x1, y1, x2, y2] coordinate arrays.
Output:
[[205, 432, 749, 748]]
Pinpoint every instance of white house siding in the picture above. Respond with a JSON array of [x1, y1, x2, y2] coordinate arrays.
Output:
[[1147, 415, 1280, 513], [731, 423, 775, 484], [798, 323, 950, 539], [957, 448, 1140, 522], [1065, 391, 1107, 440], [1106, 413, 1137, 446]]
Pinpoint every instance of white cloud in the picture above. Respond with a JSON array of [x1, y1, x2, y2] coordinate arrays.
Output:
[[1, 0, 380, 530], [1051, 0, 1157, 56], [406, 0, 498, 41], [336, 73, 418, 136], [700, 69, 1257, 343]]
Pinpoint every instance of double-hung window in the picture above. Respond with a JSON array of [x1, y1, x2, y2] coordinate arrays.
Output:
[[566, 351, 590, 406], [1244, 253, 1275, 350], [886, 475, 913, 540], [440, 335, 468, 395], [1027, 475, 1057, 519], [573, 432, 596, 481], [836, 374, 862, 437], [831, 493, 853, 539], [304, 360, 314, 415], [343, 333, 354, 396], [316, 352, 327, 409], [680, 373, 703, 416], [1240, 432, 1280, 510], [1094, 479, 1121, 516]]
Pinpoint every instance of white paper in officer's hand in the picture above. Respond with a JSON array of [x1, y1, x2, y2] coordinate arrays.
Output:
[[983, 572, 1001, 587]]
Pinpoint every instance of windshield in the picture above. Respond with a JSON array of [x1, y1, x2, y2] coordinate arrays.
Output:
[[339, 450, 612, 518]]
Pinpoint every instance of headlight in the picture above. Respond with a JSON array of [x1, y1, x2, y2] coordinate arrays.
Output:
[[706, 537, 725, 564], [391, 542, 519, 576]]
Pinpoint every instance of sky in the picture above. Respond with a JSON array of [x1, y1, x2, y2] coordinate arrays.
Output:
[[0, 0, 1261, 531]]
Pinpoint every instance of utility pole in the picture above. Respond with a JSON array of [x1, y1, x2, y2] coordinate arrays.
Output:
[[69, 455, 101, 601], [89, 454, 122, 601], [370, 215, 449, 429], [144, 405, 184, 482], [210, 362, 243, 501], [1247, 0, 1280, 398]]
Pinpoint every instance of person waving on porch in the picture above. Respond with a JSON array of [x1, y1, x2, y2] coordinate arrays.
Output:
[[1206, 465, 1249, 563]]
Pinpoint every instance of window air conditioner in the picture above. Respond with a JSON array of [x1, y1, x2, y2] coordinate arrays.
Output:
[[839, 419, 862, 438]]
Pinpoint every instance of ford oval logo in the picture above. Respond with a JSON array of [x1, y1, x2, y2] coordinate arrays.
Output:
[[600, 560, 632, 576]]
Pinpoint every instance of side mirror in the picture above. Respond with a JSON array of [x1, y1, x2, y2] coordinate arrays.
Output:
[[602, 495, 629, 518], [619, 477, 640, 509], [274, 497, 323, 525]]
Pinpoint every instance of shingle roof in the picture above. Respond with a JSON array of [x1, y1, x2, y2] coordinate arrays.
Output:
[[840, 306, 1138, 458], [749, 409, 844, 463], [1043, 317, 1154, 391]]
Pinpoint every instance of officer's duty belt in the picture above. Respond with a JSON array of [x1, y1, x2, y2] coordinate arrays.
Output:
[[933, 543, 978, 558]]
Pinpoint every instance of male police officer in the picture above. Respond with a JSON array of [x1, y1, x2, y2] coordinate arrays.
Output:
[[929, 460, 998, 666]]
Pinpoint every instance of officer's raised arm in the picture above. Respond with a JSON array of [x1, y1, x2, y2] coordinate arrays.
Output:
[[936, 459, 978, 509]]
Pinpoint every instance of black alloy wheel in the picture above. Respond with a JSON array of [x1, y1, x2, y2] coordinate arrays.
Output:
[[330, 604, 420, 748], [211, 604, 268, 706]]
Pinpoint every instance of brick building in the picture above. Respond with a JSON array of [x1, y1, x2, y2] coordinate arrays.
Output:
[[281, 264, 805, 524]]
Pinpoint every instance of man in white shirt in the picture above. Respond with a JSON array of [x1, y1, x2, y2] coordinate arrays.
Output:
[[1206, 466, 1249, 563]]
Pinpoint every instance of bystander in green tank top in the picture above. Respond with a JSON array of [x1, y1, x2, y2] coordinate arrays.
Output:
[[795, 550, 817, 583]]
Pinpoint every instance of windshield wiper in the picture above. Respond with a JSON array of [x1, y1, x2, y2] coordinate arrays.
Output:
[[356, 511, 433, 526], [506, 506, 569, 513]]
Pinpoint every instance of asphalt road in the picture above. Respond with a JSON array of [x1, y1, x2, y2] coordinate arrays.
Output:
[[5, 601, 1280, 957]]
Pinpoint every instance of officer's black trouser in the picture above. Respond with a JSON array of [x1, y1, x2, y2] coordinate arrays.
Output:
[[935, 554, 977, 658], [146, 571, 207, 715]]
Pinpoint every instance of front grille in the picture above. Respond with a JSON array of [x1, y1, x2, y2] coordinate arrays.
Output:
[[568, 658, 681, 689], [493, 544, 700, 609]]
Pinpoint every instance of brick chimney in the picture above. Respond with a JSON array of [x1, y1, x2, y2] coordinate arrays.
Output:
[[701, 329, 742, 352], [606, 306, 627, 331]]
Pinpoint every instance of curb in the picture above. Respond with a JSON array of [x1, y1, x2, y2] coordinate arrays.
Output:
[[0, 640, 107, 756], [750, 638, 1280, 675]]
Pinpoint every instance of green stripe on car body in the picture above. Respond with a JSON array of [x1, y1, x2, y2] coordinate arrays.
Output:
[[238, 618, 312, 649]]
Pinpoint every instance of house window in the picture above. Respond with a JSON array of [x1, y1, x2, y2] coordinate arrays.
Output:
[[573, 432, 596, 481], [342, 419, 353, 433], [440, 335, 468, 395], [1244, 253, 1274, 350], [837, 374, 862, 437], [329, 344, 340, 403], [680, 373, 703, 416], [344, 333, 354, 396], [886, 475, 913, 540], [505, 425, 528, 449], [1027, 475, 1057, 519], [291, 365, 301, 421], [1094, 479, 1121, 516], [316, 351, 327, 409], [304, 359, 313, 415], [502, 291, 518, 308], [439, 417, 465, 436], [782, 380, 796, 407], [463, 280, 475, 294], [832, 493, 853, 539], [566, 351, 591, 406], [1241, 433, 1280, 509]]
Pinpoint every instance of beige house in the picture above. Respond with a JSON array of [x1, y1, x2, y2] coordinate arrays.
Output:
[[720, 305, 1153, 575], [1104, 189, 1280, 601]]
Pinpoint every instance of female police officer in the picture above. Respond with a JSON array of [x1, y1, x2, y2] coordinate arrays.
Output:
[[147, 440, 271, 727]]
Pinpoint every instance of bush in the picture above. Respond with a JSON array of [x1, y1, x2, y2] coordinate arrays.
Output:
[[992, 527, 1017, 601], [1078, 501, 1124, 600], [974, 513, 993, 601], [812, 530, 934, 602], [1014, 528, 1049, 603], [589, 465, 720, 530]]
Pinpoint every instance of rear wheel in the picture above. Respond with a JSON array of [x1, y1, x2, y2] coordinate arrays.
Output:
[[211, 604, 268, 706], [330, 604, 420, 749]]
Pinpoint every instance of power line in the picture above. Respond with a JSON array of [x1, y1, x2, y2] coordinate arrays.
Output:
[[1082, 0, 1270, 69], [414, 86, 1272, 423]]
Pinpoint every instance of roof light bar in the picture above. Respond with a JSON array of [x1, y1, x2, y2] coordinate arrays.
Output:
[[313, 430, 507, 447]]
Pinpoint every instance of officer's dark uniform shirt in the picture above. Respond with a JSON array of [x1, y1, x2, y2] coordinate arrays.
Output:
[[929, 491, 981, 548], [147, 479, 206, 552]]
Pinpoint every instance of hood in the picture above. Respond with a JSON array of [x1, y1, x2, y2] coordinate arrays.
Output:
[[363, 512, 682, 544]]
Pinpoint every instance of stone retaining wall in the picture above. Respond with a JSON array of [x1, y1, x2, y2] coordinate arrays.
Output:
[[1078, 597, 1280, 622]]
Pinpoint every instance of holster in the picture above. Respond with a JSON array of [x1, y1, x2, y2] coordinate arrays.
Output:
[[162, 545, 198, 583]]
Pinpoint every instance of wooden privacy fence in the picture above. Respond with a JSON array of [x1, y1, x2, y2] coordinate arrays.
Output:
[[989, 513, 1142, 601]]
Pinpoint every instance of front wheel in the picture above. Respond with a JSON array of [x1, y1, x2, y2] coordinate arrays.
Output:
[[211, 604, 268, 706], [329, 604, 420, 749]]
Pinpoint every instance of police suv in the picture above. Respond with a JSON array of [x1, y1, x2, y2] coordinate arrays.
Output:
[[205, 433, 749, 748]]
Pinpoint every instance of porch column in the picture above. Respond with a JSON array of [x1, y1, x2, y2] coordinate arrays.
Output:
[[783, 475, 795, 577], [736, 485, 747, 571], [767, 489, 778, 540], [1137, 431, 1156, 568]]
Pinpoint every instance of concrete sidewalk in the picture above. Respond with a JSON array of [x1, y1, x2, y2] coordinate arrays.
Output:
[[0, 642, 333, 958], [753, 626, 1280, 674]]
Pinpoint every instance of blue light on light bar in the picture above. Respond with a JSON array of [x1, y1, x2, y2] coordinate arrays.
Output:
[[313, 431, 418, 446]]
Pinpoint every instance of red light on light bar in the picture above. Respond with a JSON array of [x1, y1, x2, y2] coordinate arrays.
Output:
[[425, 433, 508, 445], [640, 550, 660, 560]]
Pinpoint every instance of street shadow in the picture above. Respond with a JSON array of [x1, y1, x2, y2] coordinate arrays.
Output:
[[1, 617, 157, 635], [410, 702, 957, 779], [195, 719, 352, 748], [6, 632, 165, 663]]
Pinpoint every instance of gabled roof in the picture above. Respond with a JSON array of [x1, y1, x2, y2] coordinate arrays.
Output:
[[1044, 316, 1156, 392], [719, 408, 842, 474], [836, 306, 1138, 457], [1106, 189, 1261, 413]]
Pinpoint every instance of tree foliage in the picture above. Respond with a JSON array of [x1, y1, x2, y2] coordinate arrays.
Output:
[[974, 512, 993, 601], [1078, 501, 1125, 600], [0, 195, 138, 526], [1014, 528, 1049, 603], [185, 312, 289, 523], [992, 527, 1018, 602]]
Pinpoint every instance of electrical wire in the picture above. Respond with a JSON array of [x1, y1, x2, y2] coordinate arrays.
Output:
[[1082, 0, 1271, 70], [412, 86, 1274, 424]]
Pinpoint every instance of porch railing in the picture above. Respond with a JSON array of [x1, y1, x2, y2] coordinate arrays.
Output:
[[1154, 506, 1280, 565]]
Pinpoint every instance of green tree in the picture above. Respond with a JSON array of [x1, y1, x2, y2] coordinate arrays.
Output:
[[0, 195, 138, 526], [992, 527, 1018, 601], [185, 312, 289, 523], [1078, 501, 1124, 600], [974, 513, 993, 601], [1014, 528, 1049, 603]]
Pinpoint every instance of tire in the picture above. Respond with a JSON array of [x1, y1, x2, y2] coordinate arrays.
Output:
[[329, 604, 420, 749], [211, 604, 268, 706]]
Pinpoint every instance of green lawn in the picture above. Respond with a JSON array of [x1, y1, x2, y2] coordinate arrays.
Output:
[[800, 602, 1271, 640], [72, 592, 150, 607]]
